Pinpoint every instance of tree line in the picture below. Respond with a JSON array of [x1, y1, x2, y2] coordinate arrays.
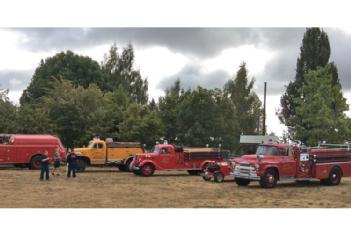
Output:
[[2, 28, 349, 150], [0, 44, 262, 152]]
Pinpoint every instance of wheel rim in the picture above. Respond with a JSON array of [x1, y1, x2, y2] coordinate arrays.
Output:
[[265, 172, 275, 185], [34, 160, 41, 168], [216, 173, 224, 182], [331, 172, 340, 184], [142, 165, 153, 176]]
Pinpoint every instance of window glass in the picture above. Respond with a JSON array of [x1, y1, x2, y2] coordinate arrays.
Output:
[[161, 147, 171, 154]]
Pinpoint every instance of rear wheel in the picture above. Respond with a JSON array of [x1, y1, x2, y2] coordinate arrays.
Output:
[[214, 172, 225, 183], [140, 164, 155, 177], [30, 155, 43, 170], [202, 174, 211, 181], [324, 168, 342, 186], [259, 169, 278, 188], [76, 159, 87, 172], [235, 178, 250, 186]]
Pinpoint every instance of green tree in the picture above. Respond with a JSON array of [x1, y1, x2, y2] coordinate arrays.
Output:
[[16, 104, 53, 134], [158, 80, 185, 143], [289, 66, 349, 145], [280, 28, 336, 126], [223, 63, 262, 150], [20, 51, 104, 105], [176, 87, 224, 147], [118, 103, 164, 148], [40, 80, 113, 147], [102, 44, 148, 104], [0, 89, 18, 133]]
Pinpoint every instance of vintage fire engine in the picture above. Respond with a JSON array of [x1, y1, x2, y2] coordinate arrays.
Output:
[[231, 143, 351, 188]]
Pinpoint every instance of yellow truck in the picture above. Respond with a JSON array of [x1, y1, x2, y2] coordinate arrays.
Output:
[[73, 138, 144, 171]]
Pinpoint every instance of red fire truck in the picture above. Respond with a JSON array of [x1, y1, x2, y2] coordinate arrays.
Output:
[[130, 143, 225, 176], [231, 143, 351, 188], [0, 134, 66, 169]]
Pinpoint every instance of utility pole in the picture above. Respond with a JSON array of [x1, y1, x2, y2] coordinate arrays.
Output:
[[263, 82, 267, 135]]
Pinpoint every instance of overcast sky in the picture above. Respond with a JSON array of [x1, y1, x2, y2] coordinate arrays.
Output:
[[1, 27, 351, 136]]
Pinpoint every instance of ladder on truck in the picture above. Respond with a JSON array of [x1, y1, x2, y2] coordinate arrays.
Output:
[[316, 143, 351, 150]]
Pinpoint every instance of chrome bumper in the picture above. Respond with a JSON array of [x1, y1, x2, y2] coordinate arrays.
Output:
[[231, 164, 260, 180]]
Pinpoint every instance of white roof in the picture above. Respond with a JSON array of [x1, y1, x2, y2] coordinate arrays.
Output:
[[240, 135, 280, 144]]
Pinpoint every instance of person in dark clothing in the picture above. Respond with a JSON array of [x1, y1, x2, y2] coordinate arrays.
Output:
[[40, 151, 50, 181], [66, 149, 77, 178]]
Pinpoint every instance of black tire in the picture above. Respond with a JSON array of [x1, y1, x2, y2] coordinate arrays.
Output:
[[259, 168, 278, 188], [202, 175, 211, 181], [76, 158, 87, 172], [324, 167, 342, 186], [214, 172, 225, 183], [118, 164, 128, 172], [140, 164, 155, 177], [133, 170, 141, 175], [30, 155, 43, 170], [235, 178, 250, 186], [187, 170, 200, 175]]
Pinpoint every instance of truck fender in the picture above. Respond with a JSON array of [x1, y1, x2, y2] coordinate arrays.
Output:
[[76, 155, 91, 166], [330, 165, 343, 176], [124, 156, 135, 165], [138, 160, 159, 170], [261, 165, 280, 180], [200, 160, 214, 170]]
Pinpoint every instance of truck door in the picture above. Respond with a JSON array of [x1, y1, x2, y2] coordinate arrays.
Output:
[[0, 145, 7, 163], [158, 146, 174, 169], [279, 147, 297, 177], [91, 142, 106, 164]]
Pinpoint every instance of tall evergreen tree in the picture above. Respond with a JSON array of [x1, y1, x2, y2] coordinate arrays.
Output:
[[289, 66, 349, 145], [102, 44, 148, 104], [280, 28, 345, 140], [224, 63, 262, 139], [280, 28, 335, 124]]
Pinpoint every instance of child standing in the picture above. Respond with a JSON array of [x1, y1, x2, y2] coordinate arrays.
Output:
[[52, 147, 61, 176]]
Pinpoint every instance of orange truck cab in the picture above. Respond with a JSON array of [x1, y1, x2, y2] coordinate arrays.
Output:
[[73, 138, 144, 171]]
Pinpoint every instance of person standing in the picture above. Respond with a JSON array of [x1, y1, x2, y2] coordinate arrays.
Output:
[[66, 149, 77, 178], [52, 147, 61, 176], [40, 151, 50, 181]]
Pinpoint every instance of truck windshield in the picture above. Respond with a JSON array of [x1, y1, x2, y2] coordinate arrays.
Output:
[[256, 146, 279, 156], [152, 147, 161, 153], [88, 142, 95, 148]]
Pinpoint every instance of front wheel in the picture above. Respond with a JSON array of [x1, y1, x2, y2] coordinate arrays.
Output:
[[235, 178, 250, 186], [259, 169, 278, 188], [140, 164, 155, 177], [214, 172, 225, 183]]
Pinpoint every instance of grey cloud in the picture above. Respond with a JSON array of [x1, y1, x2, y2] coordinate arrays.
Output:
[[0, 70, 33, 91], [8, 28, 305, 58], [158, 65, 231, 91]]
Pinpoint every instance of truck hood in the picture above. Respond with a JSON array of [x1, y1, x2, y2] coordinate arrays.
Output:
[[234, 154, 278, 164], [73, 147, 90, 155], [135, 152, 159, 158]]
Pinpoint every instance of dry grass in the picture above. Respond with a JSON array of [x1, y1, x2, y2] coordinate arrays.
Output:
[[0, 166, 351, 208]]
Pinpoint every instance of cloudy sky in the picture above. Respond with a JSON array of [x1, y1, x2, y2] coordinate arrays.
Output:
[[1, 27, 351, 136]]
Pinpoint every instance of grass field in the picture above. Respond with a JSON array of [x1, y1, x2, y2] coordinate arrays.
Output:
[[0, 166, 351, 208]]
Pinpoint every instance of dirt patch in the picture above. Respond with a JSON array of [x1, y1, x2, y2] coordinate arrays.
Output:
[[0, 167, 350, 208]]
